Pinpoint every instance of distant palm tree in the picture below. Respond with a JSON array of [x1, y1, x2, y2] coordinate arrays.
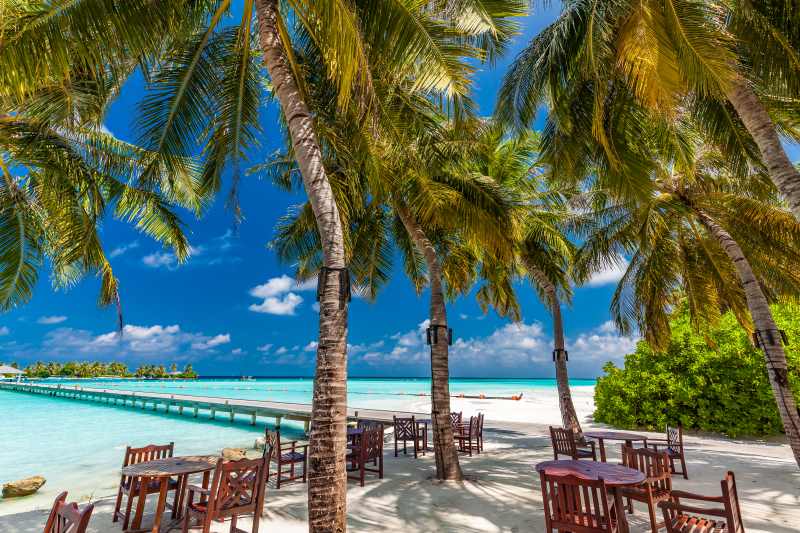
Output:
[[463, 126, 585, 437], [497, 0, 800, 220], [574, 148, 800, 467]]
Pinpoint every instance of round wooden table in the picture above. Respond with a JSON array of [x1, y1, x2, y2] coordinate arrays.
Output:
[[121, 455, 218, 533], [535, 460, 645, 533], [584, 430, 648, 463]]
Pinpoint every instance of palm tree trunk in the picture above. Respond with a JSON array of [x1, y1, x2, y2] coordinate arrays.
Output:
[[255, 0, 349, 530], [525, 264, 583, 438], [726, 78, 800, 221], [695, 209, 800, 468], [396, 204, 463, 480]]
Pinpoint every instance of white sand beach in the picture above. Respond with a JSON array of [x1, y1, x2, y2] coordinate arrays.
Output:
[[2, 388, 798, 532]]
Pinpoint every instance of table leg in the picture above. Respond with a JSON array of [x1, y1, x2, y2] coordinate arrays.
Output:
[[131, 476, 148, 531], [151, 478, 169, 533], [612, 487, 630, 533], [598, 438, 607, 462]]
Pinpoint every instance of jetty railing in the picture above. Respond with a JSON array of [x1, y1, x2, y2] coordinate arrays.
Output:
[[0, 382, 428, 432]]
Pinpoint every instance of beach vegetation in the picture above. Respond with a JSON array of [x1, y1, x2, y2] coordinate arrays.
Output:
[[23, 361, 198, 379], [594, 302, 800, 437]]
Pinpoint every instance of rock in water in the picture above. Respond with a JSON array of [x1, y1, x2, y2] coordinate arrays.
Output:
[[2, 476, 46, 498], [221, 448, 247, 461]]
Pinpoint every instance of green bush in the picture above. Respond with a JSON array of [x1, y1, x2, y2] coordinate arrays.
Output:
[[594, 303, 800, 437]]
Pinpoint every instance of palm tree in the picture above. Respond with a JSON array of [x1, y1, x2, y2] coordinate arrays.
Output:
[[272, 118, 522, 480], [574, 148, 800, 467], [462, 126, 585, 437], [2, 2, 526, 526], [496, 0, 800, 219]]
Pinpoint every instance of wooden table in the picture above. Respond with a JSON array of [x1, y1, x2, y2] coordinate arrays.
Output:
[[121, 455, 218, 533], [535, 460, 645, 533], [584, 430, 648, 462]]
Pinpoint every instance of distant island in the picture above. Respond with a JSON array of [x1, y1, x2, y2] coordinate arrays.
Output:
[[15, 361, 198, 379]]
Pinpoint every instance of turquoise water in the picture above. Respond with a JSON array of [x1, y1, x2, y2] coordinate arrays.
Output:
[[0, 377, 594, 513]]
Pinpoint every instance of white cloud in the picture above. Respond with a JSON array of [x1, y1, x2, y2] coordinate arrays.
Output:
[[0, 326, 9, 336], [257, 344, 273, 352], [569, 326, 638, 363], [40, 323, 231, 359], [248, 275, 316, 315], [109, 241, 139, 258], [191, 333, 231, 351], [142, 251, 179, 269], [585, 257, 629, 287], [231, 348, 243, 355], [37, 315, 67, 325], [311, 302, 320, 312], [275, 347, 288, 355], [303, 341, 318, 352]]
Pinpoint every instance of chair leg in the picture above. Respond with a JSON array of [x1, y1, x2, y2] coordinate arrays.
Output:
[[627, 497, 633, 514], [112, 484, 124, 522], [122, 490, 134, 531], [303, 457, 308, 483], [680, 453, 688, 479], [647, 501, 659, 533], [276, 461, 282, 489], [182, 512, 190, 533], [229, 514, 238, 533], [394, 439, 398, 457]]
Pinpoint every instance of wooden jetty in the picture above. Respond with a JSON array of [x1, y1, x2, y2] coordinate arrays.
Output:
[[0, 382, 427, 432]]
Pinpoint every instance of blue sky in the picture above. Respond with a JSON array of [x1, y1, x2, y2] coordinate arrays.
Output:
[[1, 7, 797, 378]]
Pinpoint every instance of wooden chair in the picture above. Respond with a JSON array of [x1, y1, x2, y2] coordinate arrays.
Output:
[[620, 445, 673, 533], [450, 411, 463, 428], [659, 471, 745, 533], [549, 426, 597, 460], [539, 471, 619, 532], [43, 491, 94, 533], [347, 424, 384, 486], [182, 456, 268, 533], [265, 428, 307, 489], [647, 424, 688, 479], [454, 414, 482, 456], [113, 442, 177, 530], [477, 412, 485, 452], [393, 415, 424, 458]]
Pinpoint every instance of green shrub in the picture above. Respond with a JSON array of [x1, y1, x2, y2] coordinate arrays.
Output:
[[594, 303, 800, 437]]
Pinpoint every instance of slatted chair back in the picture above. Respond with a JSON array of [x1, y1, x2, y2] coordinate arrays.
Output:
[[723, 472, 745, 533], [118, 442, 174, 493], [549, 426, 578, 459], [539, 472, 617, 532], [450, 411, 463, 428], [360, 425, 385, 463], [43, 492, 94, 533], [393, 416, 416, 440], [357, 419, 383, 431], [621, 445, 671, 491], [265, 429, 279, 459], [666, 425, 682, 452], [205, 456, 268, 520]]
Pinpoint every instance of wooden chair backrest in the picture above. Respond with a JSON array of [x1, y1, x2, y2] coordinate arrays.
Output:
[[539, 471, 615, 532], [549, 426, 578, 457], [477, 413, 484, 434], [43, 492, 94, 533], [450, 412, 463, 427], [357, 419, 383, 431], [666, 424, 682, 448], [722, 471, 745, 533], [621, 445, 671, 491], [393, 416, 416, 440], [466, 416, 480, 437], [359, 425, 385, 462], [205, 456, 268, 520], [122, 442, 174, 467]]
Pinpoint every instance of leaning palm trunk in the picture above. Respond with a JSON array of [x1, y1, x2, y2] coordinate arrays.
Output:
[[726, 78, 800, 221], [695, 208, 800, 468], [396, 204, 463, 480], [526, 264, 583, 438], [255, 0, 349, 530]]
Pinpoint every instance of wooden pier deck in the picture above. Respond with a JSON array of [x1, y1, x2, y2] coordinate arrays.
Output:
[[0, 382, 427, 431]]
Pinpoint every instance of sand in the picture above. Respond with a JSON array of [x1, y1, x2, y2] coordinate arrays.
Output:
[[1, 387, 798, 532]]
